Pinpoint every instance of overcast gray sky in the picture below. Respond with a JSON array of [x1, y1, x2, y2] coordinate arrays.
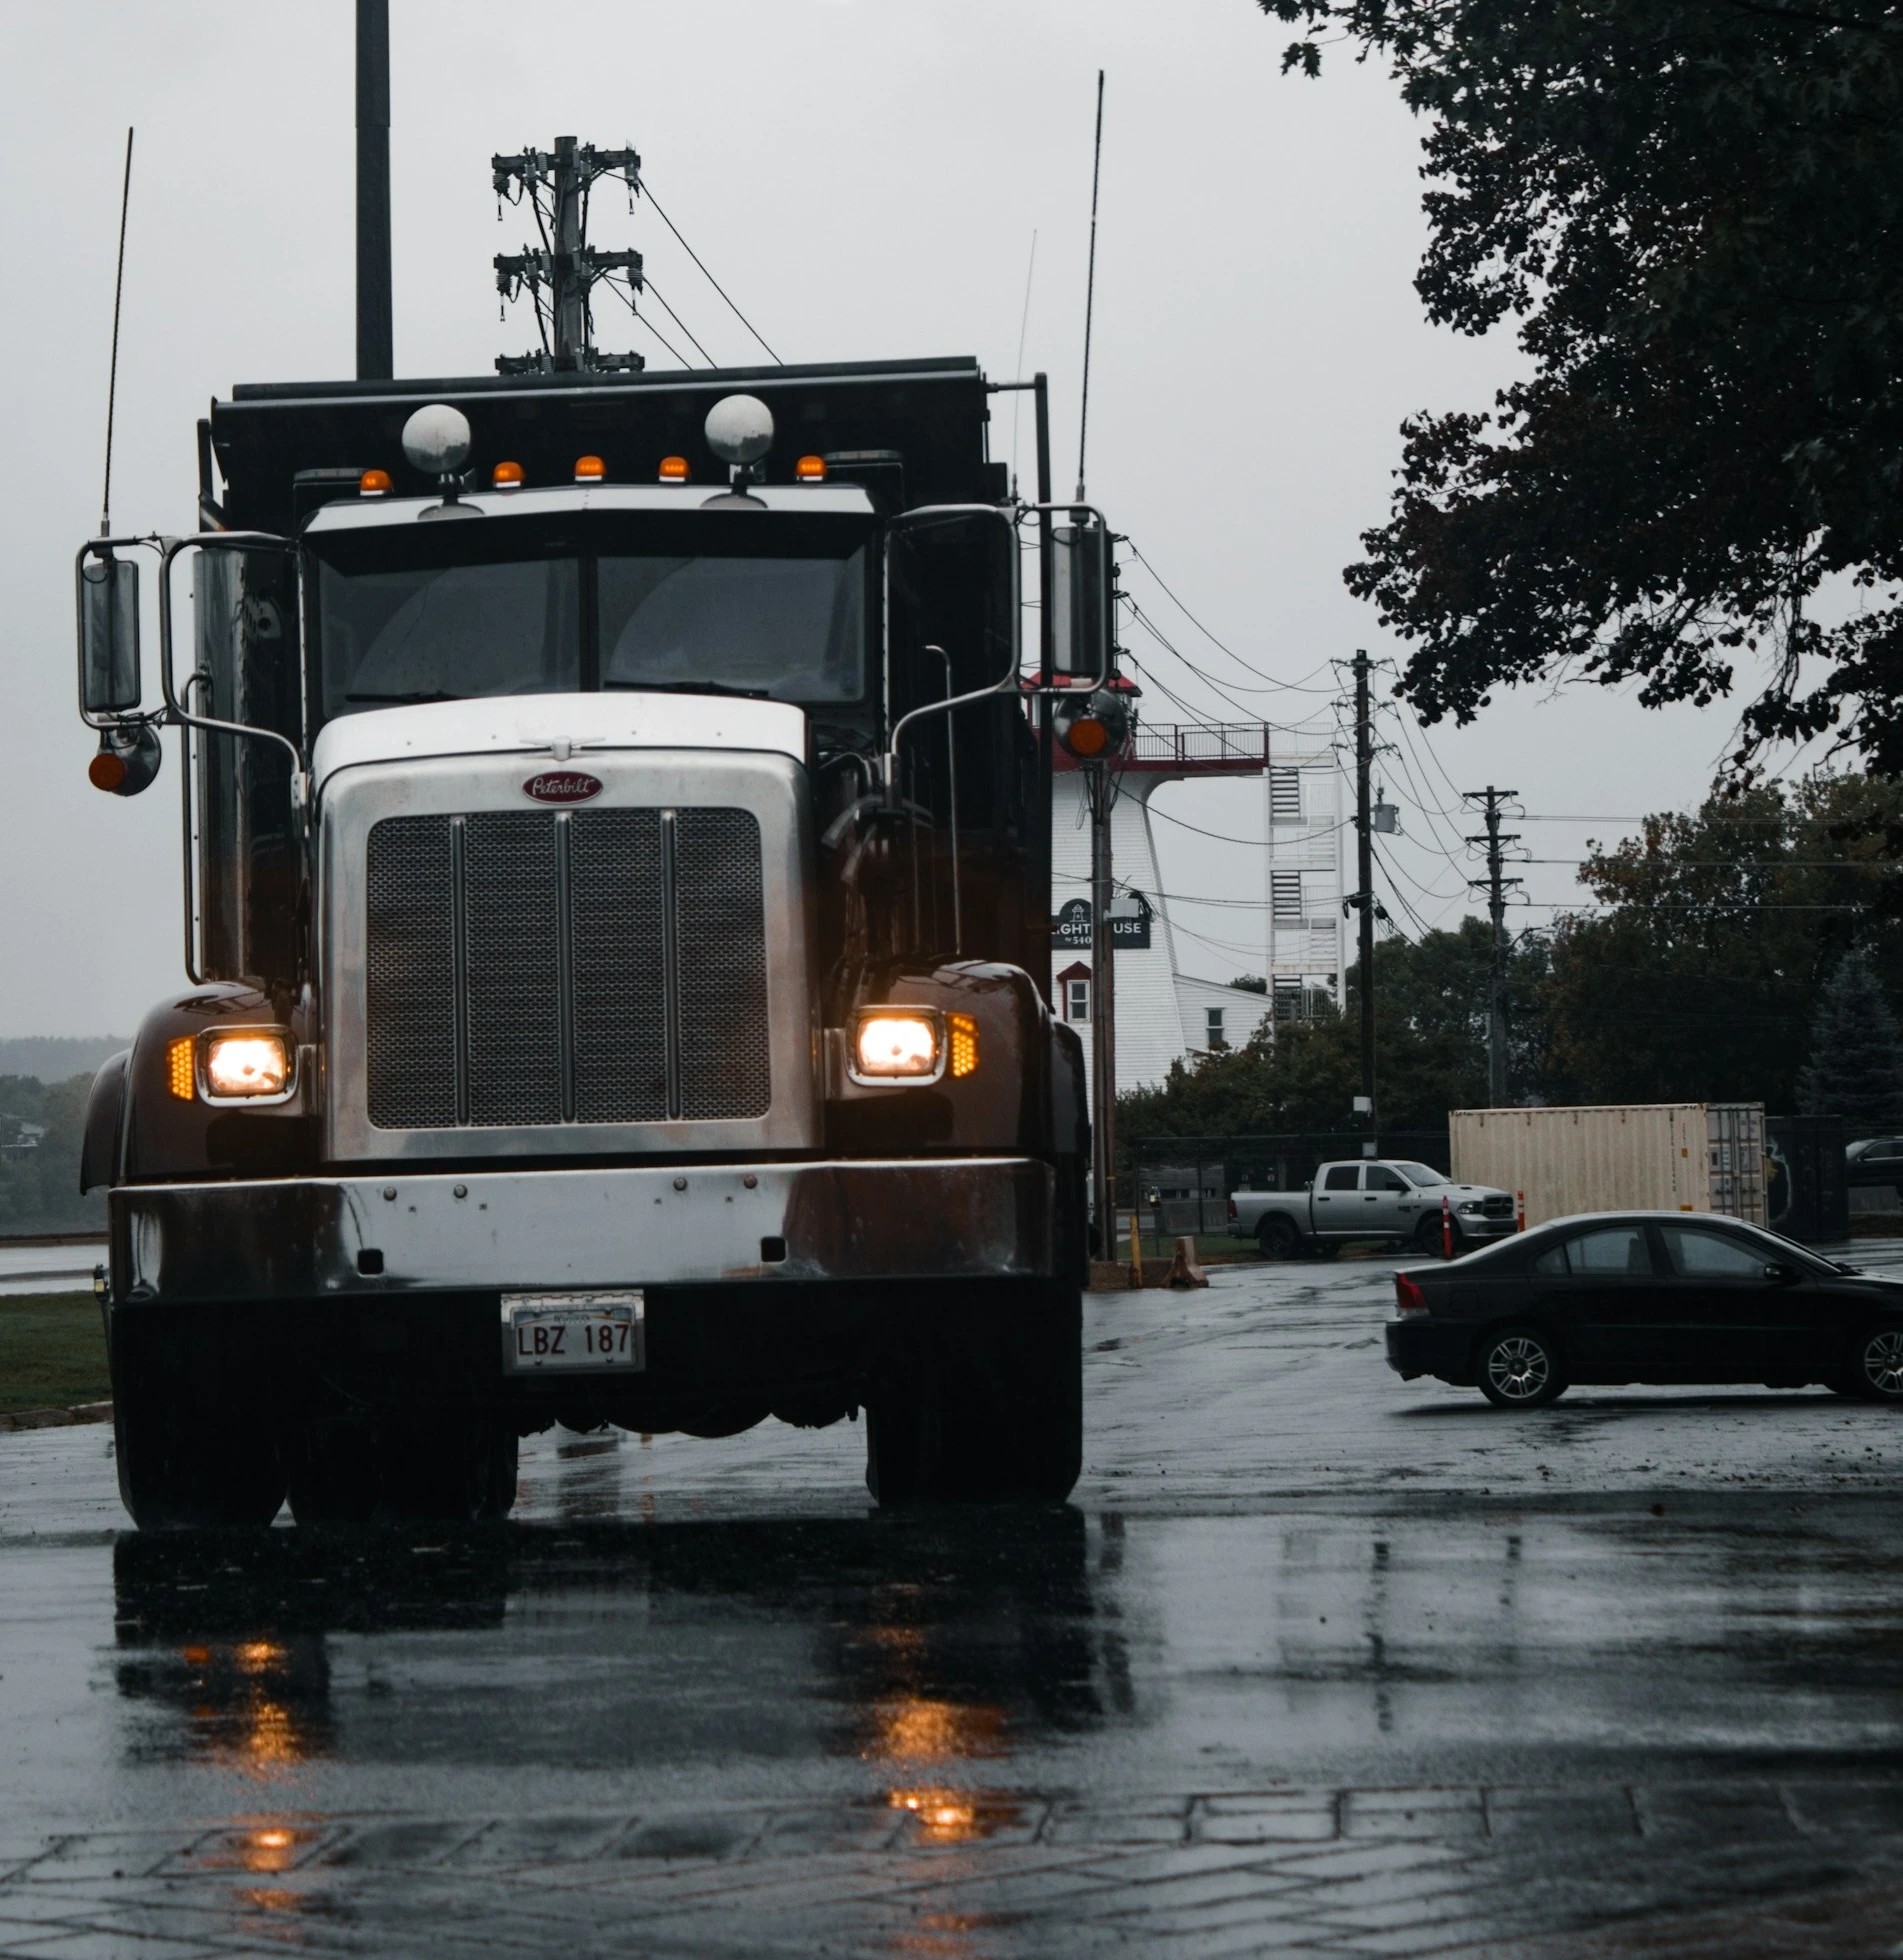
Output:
[[0, 1, 1775, 1035]]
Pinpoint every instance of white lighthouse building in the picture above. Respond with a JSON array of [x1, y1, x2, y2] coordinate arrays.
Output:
[[1050, 719, 1344, 1099]]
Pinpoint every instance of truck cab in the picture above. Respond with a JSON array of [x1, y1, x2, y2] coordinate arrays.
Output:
[[75, 358, 1108, 1527]]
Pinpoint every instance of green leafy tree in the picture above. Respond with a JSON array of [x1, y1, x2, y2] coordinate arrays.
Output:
[[1260, 0, 1903, 767], [1120, 918, 1551, 1159], [1797, 948, 1903, 1130], [1535, 775, 1903, 1107], [0, 1074, 105, 1231]]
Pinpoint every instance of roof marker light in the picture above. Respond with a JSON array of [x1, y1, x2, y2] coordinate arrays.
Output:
[[359, 468, 392, 497], [575, 454, 606, 483], [658, 455, 690, 483], [795, 454, 826, 483], [491, 460, 525, 490]]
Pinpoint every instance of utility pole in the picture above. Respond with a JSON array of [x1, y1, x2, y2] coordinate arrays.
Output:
[[1352, 650, 1377, 1147], [1464, 786, 1523, 1105], [1089, 763, 1117, 1246], [493, 138, 646, 373], [355, 0, 393, 381]]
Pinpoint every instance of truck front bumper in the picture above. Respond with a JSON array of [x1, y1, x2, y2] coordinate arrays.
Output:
[[109, 1158, 1058, 1306]]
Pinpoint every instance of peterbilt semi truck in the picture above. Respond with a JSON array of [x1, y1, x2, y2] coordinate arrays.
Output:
[[75, 356, 1110, 1527]]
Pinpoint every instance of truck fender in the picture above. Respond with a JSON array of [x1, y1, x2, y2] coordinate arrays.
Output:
[[80, 1051, 130, 1193]]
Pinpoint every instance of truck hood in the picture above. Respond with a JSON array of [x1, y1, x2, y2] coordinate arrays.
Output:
[[311, 693, 807, 798]]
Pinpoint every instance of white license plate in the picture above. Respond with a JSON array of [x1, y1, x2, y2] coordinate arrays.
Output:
[[502, 1291, 645, 1372]]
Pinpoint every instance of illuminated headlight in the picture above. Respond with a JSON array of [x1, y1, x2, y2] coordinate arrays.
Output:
[[853, 1012, 941, 1081], [204, 1031, 293, 1100]]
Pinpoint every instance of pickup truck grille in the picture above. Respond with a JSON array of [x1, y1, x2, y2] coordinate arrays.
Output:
[[365, 807, 769, 1130], [1479, 1195, 1513, 1218]]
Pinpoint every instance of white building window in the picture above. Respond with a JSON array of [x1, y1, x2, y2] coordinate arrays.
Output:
[[1271, 871, 1304, 923], [1206, 1006, 1227, 1049], [1066, 978, 1090, 1023]]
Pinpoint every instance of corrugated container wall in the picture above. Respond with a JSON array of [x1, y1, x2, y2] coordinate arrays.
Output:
[[1450, 1104, 1767, 1229]]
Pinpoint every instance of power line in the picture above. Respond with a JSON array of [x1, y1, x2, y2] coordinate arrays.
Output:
[[640, 273, 715, 366], [634, 173, 782, 364], [1122, 541, 1338, 694], [601, 275, 691, 369]]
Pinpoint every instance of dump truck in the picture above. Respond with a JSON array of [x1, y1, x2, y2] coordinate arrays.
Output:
[[74, 355, 1114, 1525]]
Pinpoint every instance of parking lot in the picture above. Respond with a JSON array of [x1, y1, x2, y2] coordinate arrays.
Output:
[[7, 1247, 1903, 1956]]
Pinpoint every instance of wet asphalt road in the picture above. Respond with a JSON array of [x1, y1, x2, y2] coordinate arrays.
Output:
[[9, 1252, 1903, 1955]]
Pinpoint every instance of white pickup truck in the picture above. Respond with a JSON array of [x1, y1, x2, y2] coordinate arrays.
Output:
[[1229, 1159, 1517, 1258]]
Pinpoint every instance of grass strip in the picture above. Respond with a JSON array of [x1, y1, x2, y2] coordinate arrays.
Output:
[[0, 1291, 110, 1415]]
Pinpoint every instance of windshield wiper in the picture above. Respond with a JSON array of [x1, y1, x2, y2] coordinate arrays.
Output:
[[344, 689, 462, 704], [603, 680, 768, 700]]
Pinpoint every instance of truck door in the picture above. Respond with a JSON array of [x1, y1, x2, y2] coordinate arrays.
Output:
[[1362, 1163, 1416, 1236], [1311, 1162, 1362, 1236]]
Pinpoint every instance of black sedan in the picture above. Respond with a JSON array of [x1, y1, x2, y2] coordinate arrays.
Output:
[[1386, 1211, 1903, 1408]]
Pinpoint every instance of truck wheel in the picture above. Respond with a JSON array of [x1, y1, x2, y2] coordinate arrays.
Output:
[[866, 1280, 1081, 1505], [285, 1418, 381, 1526], [1412, 1215, 1445, 1254], [109, 1309, 286, 1530], [378, 1412, 520, 1522], [1257, 1216, 1302, 1261]]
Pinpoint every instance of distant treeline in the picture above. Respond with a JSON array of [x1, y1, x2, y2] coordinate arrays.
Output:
[[0, 1073, 108, 1233], [0, 1038, 129, 1083]]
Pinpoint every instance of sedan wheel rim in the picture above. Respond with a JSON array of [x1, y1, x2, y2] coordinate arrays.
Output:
[[1863, 1331, 1903, 1395], [1487, 1337, 1549, 1401]]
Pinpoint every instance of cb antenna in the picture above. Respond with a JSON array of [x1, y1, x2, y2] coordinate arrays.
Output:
[[1075, 70, 1104, 503], [101, 126, 134, 537]]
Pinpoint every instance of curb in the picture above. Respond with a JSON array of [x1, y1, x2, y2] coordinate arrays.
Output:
[[0, 1401, 112, 1433]]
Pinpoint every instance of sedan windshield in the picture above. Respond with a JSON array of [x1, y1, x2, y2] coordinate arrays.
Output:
[[312, 510, 870, 724]]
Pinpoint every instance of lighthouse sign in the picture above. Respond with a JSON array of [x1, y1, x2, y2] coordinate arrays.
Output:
[[1052, 894, 1151, 951]]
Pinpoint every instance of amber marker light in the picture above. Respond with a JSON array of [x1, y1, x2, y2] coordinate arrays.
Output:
[[359, 468, 392, 497], [657, 455, 690, 483], [948, 1013, 979, 1079], [853, 1012, 940, 1080], [1062, 715, 1110, 757], [795, 454, 826, 482], [491, 460, 525, 490], [88, 750, 127, 792], [574, 454, 606, 482], [203, 1032, 292, 1100], [167, 1037, 195, 1101]]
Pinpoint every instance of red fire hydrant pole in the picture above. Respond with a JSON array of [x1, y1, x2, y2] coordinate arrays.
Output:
[[1516, 1188, 1527, 1233], [1441, 1193, 1453, 1260]]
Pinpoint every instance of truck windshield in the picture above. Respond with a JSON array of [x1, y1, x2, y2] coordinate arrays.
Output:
[[1396, 1163, 1449, 1187], [311, 511, 870, 723]]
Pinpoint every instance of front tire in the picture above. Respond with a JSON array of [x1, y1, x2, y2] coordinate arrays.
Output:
[[866, 1280, 1081, 1504], [1850, 1326, 1903, 1402], [109, 1308, 286, 1530], [1476, 1326, 1567, 1408], [287, 1410, 518, 1524]]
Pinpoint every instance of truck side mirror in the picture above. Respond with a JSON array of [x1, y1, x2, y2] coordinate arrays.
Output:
[[78, 551, 141, 715], [1050, 520, 1110, 682]]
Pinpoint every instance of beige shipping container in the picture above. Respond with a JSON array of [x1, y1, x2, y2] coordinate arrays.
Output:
[[1450, 1104, 1767, 1229]]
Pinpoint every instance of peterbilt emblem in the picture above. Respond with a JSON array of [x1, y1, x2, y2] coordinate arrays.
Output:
[[523, 770, 603, 804]]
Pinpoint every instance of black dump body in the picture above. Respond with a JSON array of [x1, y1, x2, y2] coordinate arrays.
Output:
[[207, 355, 1005, 532]]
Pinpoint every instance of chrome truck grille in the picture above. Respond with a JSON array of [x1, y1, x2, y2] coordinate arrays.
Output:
[[365, 808, 770, 1129]]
